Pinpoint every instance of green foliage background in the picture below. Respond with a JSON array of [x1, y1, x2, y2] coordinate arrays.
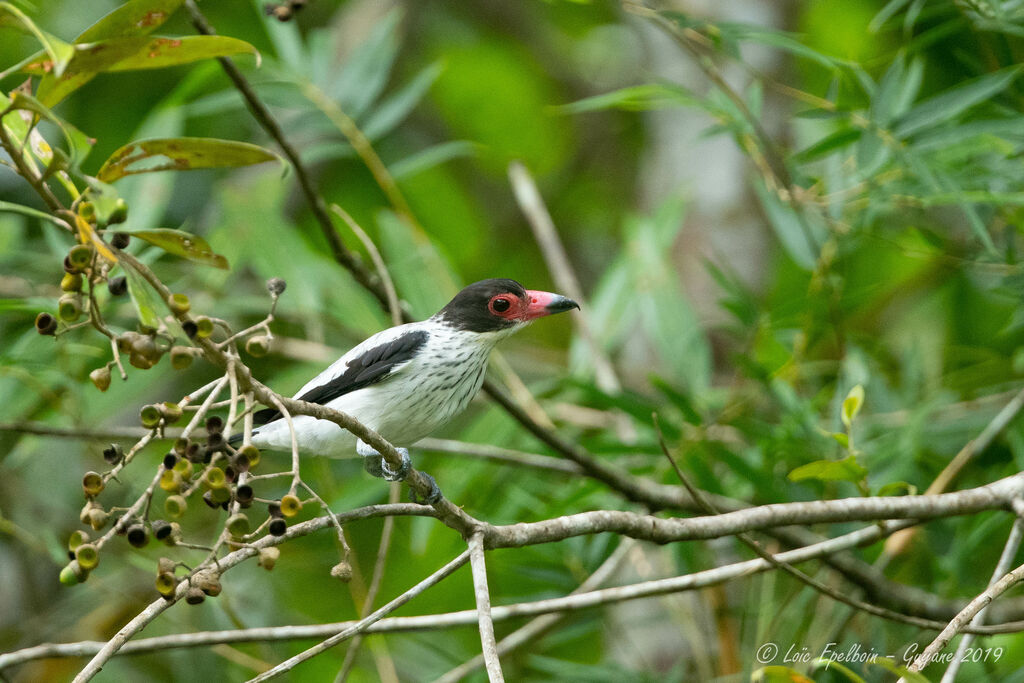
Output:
[[2, 0, 1024, 681]]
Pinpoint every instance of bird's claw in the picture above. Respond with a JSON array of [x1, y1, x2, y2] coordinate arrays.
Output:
[[380, 447, 411, 481], [409, 472, 443, 505]]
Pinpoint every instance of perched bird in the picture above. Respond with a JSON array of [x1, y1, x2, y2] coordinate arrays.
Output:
[[244, 279, 578, 502]]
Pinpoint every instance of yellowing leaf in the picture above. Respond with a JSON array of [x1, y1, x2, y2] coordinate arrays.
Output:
[[97, 137, 280, 182], [130, 229, 228, 269], [75, 214, 117, 263]]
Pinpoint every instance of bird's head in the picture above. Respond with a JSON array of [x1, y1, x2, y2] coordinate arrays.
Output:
[[433, 279, 579, 335]]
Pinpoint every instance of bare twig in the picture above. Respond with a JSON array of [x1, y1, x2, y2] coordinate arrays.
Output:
[[469, 531, 504, 682], [941, 505, 1024, 682], [433, 539, 635, 683], [508, 161, 620, 394], [905, 560, 1024, 676], [248, 551, 472, 682], [330, 204, 402, 327]]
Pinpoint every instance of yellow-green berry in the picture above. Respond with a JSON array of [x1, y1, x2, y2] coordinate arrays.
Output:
[[167, 293, 190, 315], [280, 494, 302, 518], [82, 471, 104, 497], [61, 272, 83, 292], [58, 294, 82, 322], [155, 571, 177, 598], [68, 529, 90, 551], [226, 513, 250, 537], [60, 560, 86, 586], [75, 543, 99, 570], [140, 404, 162, 428], [68, 244, 93, 270], [203, 467, 226, 489], [159, 469, 182, 493]]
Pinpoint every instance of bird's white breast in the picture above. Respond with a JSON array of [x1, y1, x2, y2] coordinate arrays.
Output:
[[252, 324, 501, 458]]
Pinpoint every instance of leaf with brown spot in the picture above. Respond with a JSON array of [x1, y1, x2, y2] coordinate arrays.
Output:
[[97, 137, 280, 183], [128, 229, 229, 270], [31, 35, 258, 106]]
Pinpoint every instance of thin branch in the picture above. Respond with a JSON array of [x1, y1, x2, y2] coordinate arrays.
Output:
[[330, 204, 402, 327], [469, 531, 504, 682], [905, 560, 1024, 676], [13, 516, 1024, 675], [434, 539, 635, 683], [248, 551, 472, 682], [940, 506, 1024, 683], [336, 483, 401, 683], [507, 161, 619, 394]]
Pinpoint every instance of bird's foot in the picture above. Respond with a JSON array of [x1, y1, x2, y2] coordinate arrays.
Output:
[[408, 472, 442, 505], [357, 441, 411, 482]]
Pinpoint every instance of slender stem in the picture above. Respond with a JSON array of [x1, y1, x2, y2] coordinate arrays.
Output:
[[469, 531, 504, 682], [247, 551, 471, 682]]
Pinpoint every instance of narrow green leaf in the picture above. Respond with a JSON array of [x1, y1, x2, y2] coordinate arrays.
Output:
[[0, 3, 75, 77], [389, 140, 475, 180], [893, 66, 1021, 138], [361, 61, 444, 141], [129, 229, 229, 269], [0, 200, 67, 226], [793, 127, 860, 163], [556, 84, 698, 114], [33, 35, 259, 106], [123, 262, 161, 328], [830, 432, 850, 448], [76, 0, 184, 42], [97, 137, 280, 182], [788, 455, 868, 484]]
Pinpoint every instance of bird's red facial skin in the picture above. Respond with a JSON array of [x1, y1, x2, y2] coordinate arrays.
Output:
[[487, 293, 522, 321]]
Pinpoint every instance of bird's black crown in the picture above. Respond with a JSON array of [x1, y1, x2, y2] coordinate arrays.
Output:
[[434, 279, 528, 333]]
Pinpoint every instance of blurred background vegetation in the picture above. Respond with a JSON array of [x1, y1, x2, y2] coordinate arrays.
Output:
[[2, 0, 1024, 681]]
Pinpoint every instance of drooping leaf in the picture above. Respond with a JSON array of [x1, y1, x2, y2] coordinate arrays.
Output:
[[96, 137, 280, 182], [32, 35, 259, 106], [788, 455, 868, 484], [129, 229, 228, 269]]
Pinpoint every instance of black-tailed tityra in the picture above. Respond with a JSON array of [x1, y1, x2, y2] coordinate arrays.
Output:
[[244, 279, 578, 502]]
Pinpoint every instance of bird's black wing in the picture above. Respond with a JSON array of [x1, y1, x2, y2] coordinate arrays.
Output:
[[253, 329, 430, 426]]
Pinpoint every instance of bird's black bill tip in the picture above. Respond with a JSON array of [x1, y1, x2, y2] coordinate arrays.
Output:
[[546, 295, 580, 314]]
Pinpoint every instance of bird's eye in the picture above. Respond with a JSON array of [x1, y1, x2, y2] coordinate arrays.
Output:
[[492, 298, 511, 313]]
